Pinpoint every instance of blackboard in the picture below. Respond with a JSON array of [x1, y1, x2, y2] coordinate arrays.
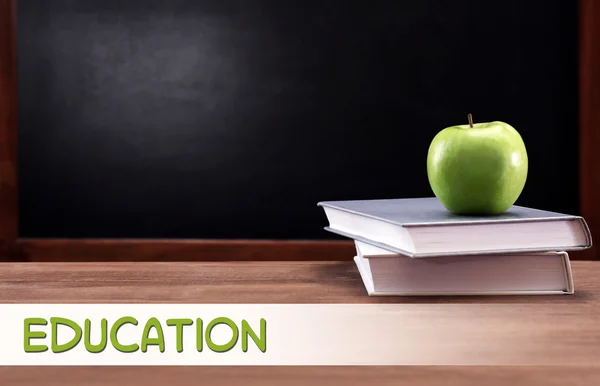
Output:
[[17, 0, 579, 239]]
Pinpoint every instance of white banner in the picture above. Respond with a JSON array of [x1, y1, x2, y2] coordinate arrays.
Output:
[[0, 304, 595, 366]]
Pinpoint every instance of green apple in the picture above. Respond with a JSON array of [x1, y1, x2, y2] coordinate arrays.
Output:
[[427, 116, 528, 215]]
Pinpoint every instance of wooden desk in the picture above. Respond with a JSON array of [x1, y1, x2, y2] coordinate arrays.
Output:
[[0, 261, 599, 385]]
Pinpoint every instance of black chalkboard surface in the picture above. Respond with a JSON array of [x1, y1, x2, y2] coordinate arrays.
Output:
[[17, 0, 578, 239]]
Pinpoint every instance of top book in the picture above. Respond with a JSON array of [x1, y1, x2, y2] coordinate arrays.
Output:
[[318, 197, 592, 258]]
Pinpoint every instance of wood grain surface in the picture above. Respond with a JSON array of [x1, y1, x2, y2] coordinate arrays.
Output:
[[0, 260, 599, 304], [0, 261, 599, 385], [0, 366, 598, 386]]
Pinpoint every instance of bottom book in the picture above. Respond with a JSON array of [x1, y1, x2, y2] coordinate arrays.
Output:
[[354, 241, 574, 296]]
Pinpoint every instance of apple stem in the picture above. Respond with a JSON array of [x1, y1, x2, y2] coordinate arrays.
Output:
[[468, 113, 474, 128]]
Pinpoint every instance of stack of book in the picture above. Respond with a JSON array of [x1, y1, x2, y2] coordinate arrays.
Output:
[[318, 197, 592, 296]]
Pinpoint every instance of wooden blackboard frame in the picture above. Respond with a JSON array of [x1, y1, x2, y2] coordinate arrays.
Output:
[[579, 0, 600, 261], [0, 0, 597, 261]]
